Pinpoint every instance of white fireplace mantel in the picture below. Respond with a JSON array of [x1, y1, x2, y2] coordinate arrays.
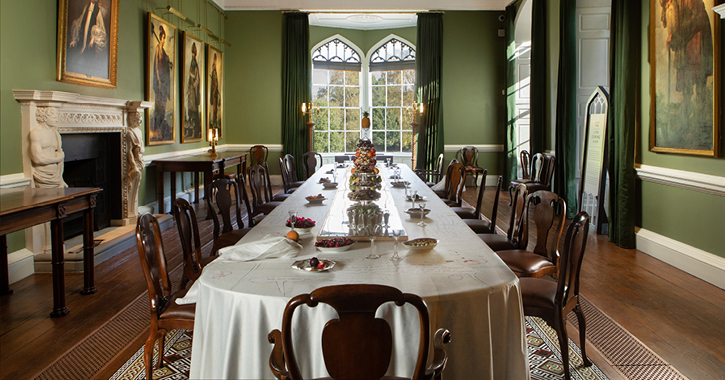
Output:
[[13, 90, 151, 255]]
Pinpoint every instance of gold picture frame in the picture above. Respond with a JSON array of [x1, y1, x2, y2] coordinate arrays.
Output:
[[650, 0, 721, 156], [207, 45, 224, 139], [56, 0, 119, 88], [181, 33, 205, 143], [146, 13, 177, 146]]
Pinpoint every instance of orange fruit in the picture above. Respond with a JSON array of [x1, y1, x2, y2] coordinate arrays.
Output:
[[286, 231, 300, 242]]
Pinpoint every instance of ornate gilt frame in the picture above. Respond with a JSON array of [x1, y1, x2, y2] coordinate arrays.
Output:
[[181, 32, 205, 143], [145, 13, 177, 146], [56, 0, 119, 88], [206, 45, 224, 139], [649, 0, 721, 156]]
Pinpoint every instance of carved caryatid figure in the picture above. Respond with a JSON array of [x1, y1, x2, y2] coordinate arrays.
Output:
[[29, 107, 67, 188], [127, 111, 145, 217]]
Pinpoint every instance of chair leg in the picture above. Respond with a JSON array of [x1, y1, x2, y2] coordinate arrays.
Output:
[[574, 303, 592, 367], [508, 185, 514, 206], [144, 330, 158, 380], [553, 316, 571, 380], [157, 330, 168, 369]]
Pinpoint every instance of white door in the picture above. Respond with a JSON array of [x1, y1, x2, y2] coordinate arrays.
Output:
[[575, 0, 611, 180]]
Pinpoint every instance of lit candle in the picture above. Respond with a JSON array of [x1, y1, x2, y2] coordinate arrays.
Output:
[[214, 128, 219, 141], [419, 103, 424, 115], [208, 128, 213, 141], [301, 103, 307, 113]]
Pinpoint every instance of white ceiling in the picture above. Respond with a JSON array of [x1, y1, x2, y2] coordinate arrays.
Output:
[[215, 0, 511, 11]]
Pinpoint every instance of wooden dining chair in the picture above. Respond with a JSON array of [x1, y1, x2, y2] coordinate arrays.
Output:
[[301, 151, 323, 179], [519, 212, 592, 380], [206, 178, 255, 255], [268, 284, 451, 380], [171, 198, 215, 290], [479, 184, 528, 251], [461, 176, 503, 235], [519, 150, 531, 179], [457, 146, 485, 187], [433, 158, 459, 199], [508, 153, 555, 204], [282, 154, 305, 193], [442, 162, 466, 207], [248, 164, 283, 219], [249, 144, 269, 166], [415, 153, 445, 187], [496, 190, 566, 278], [136, 213, 195, 380], [451, 169, 487, 219]]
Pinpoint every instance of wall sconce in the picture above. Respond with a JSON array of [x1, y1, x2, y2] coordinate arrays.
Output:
[[198, 24, 213, 35], [156, 6, 187, 21], [208, 128, 219, 156]]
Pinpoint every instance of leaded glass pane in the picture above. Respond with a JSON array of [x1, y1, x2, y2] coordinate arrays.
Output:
[[372, 108, 385, 129], [329, 132, 345, 152], [313, 85, 328, 106], [403, 85, 415, 106], [345, 87, 359, 108], [403, 70, 415, 84], [345, 131, 360, 152], [386, 108, 400, 130], [345, 109, 359, 130], [345, 71, 359, 86], [315, 108, 329, 130], [330, 71, 344, 85], [312, 39, 361, 64], [371, 71, 386, 85], [373, 131, 385, 148], [386, 131, 401, 152], [372, 86, 385, 107], [314, 132, 328, 153], [387, 71, 402, 85], [387, 86, 402, 107], [329, 86, 343, 107]]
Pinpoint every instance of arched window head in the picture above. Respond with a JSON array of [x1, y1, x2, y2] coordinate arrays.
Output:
[[312, 38, 361, 71], [369, 38, 416, 72]]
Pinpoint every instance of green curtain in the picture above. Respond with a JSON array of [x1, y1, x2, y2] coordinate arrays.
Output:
[[529, 0, 547, 156], [282, 12, 311, 179], [504, 1, 522, 186], [415, 13, 444, 171], [607, 0, 640, 248], [554, 0, 577, 217]]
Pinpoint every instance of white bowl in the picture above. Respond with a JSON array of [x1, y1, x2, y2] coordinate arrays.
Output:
[[390, 181, 410, 188], [405, 208, 431, 217], [293, 226, 315, 234], [315, 241, 357, 253], [403, 238, 438, 252], [323, 182, 338, 189], [292, 259, 335, 272], [306, 196, 327, 204]]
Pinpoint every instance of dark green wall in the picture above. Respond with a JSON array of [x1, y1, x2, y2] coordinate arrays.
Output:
[[0, 0, 225, 252]]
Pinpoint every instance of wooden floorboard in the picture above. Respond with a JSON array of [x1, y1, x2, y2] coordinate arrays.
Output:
[[1, 184, 724, 380]]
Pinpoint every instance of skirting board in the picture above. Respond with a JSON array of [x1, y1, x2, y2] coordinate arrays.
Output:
[[8, 249, 34, 284], [636, 227, 725, 291]]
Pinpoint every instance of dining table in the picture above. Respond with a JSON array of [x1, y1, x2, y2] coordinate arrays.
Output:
[[180, 163, 529, 379]]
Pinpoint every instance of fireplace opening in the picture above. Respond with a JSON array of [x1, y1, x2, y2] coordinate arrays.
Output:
[[61, 132, 122, 240]]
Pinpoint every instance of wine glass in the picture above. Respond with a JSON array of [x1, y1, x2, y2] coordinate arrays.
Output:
[[366, 224, 381, 259], [410, 190, 418, 206], [288, 210, 298, 229], [383, 209, 390, 229], [390, 229, 403, 261], [417, 202, 427, 227]]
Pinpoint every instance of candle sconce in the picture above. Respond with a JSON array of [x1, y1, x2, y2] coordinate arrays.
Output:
[[208, 128, 219, 156]]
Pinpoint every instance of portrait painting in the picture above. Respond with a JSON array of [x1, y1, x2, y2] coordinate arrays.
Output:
[[57, 0, 119, 88], [207, 45, 224, 138], [650, 0, 721, 156], [182, 33, 205, 143], [146, 13, 177, 146]]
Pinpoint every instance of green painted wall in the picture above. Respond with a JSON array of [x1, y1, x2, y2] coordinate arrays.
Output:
[[0, 0, 225, 252], [637, 0, 725, 257], [442, 11, 507, 174]]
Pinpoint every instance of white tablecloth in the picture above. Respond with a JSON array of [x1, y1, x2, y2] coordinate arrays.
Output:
[[187, 164, 529, 379]]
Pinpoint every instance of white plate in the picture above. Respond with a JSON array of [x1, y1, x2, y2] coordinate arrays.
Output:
[[323, 182, 338, 189], [306, 196, 327, 204], [405, 208, 431, 216], [292, 259, 335, 272], [315, 241, 357, 253], [390, 181, 410, 188], [403, 238, 438, 252], [292, 226, 314, 234]]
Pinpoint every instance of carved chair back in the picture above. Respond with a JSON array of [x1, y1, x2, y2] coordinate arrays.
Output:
[[541, 154, 556, 188], [270, 284, 436, 380], [520, 150, 531, 179], [171, 198, 203, 290], [472, 169, 488, 215], [284, 154, 299, 183], [557, 212, 590, 309], [488, 176, 504, 232], [459, 146, 479, 168], [136, 213, 172, 321], [507, 184, 529, 247], [249, 145, 269, 166], [519, 190, 567, 264], [248, 164, 272, 211], [302, 151, 323, 179], [446, 163, 466, 205]]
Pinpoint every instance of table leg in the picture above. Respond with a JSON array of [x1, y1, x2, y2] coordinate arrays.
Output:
[[80, 207, 97, 295], [50, 219, 69, 318], [170, 172, 177, 214], [157, 165, 165, 214], [204, 169, 214, 219], [194, 172, 200, 204], [0, 235, 12, 296]]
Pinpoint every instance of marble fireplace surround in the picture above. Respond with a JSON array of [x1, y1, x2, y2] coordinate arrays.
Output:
[[13, 90, 151, 261]]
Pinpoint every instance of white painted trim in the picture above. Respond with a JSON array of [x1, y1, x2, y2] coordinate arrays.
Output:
[[635, 227, 725, 291], [635, 164, 725, 197], [8, 249, 34, 284], [0, 173, 31, 189], [713, 4, 725, 18], [443, 144, 504, 153]]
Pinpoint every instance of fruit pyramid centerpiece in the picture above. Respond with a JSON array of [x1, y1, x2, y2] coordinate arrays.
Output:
[[346, 138, 383, 235]]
